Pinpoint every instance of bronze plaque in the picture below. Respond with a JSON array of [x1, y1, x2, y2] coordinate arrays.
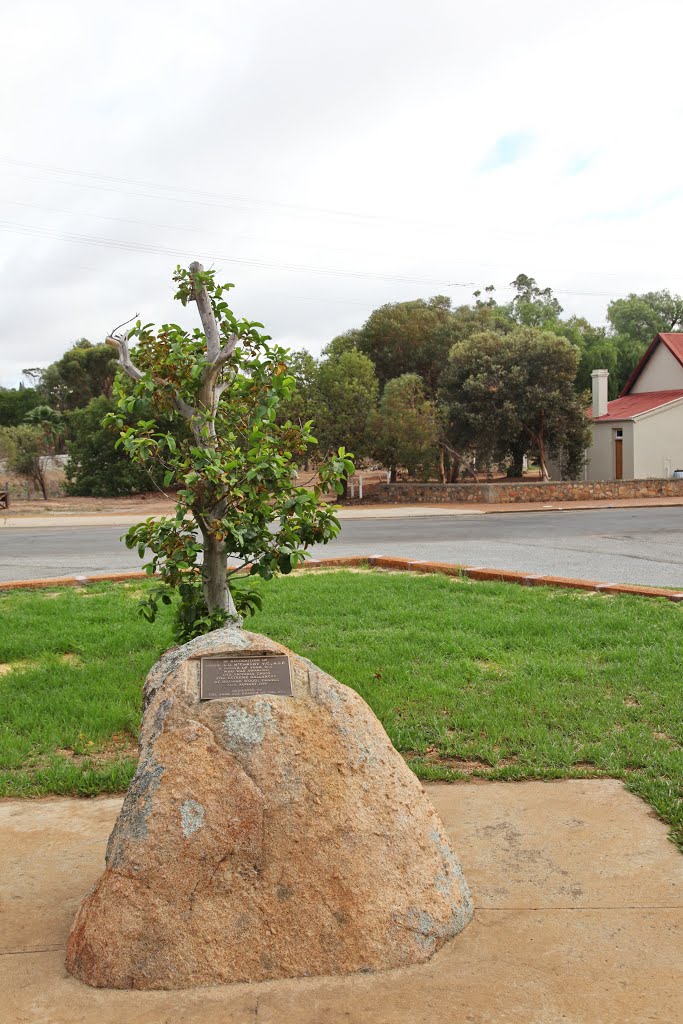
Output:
[[200, 653, 293, 700]]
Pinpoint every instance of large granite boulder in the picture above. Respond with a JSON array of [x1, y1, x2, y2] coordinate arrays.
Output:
[[66, 627, 472, 989]]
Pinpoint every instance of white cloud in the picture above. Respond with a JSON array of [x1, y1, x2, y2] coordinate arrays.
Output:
[[1, 0, 682, 385]]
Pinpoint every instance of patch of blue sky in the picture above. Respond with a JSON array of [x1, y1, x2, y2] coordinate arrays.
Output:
[[478, 132, 535, 172], [566, 152, 596, 176], [587, 188, 683, 222]]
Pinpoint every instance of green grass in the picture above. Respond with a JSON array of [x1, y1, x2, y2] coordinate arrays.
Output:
[[1, 572, 681, 847]]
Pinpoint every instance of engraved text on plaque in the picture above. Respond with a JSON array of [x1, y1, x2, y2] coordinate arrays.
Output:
[[200, 654, 293, 700]]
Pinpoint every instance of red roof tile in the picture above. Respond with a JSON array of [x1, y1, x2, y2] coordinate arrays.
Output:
[[591, 390, 683, 421], [621, 333, 683, 395]]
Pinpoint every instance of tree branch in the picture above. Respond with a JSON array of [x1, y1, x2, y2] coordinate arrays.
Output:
[[107, 333, 198, 431], [105, 334, 144, 382], [199, 337, 239, 415], [175, 396, 197, 423], [440, 440, 478, 481], [189, 261, 221, 362]]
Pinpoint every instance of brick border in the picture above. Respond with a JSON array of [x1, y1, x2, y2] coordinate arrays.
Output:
[[1, 557, 682, 603], [0, 571, 149, 591]]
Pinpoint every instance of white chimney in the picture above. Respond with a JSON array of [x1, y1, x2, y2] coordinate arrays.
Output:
[[591, 369, 609, 418]]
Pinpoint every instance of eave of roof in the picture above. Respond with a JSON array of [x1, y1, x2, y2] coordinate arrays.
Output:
[[620, 333, 683, 396], [591, 389, 683, 421]]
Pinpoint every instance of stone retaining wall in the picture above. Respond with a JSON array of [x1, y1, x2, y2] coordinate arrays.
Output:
[[367, 479, 683, 504]]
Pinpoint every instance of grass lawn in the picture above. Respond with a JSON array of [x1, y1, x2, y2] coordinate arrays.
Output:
[[1, 571, 681, 848]]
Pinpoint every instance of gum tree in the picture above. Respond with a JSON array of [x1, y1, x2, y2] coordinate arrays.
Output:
[[105, 263, 352, 640]]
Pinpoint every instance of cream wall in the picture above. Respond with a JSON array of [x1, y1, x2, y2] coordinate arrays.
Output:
[[630, 344, 683, 393], [632, 401, 683, 477], [585, 401, 683, 480], [586, 420, 634, 481]]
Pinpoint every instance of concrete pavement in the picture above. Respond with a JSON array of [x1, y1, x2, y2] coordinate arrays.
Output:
[[3, 495, 683, 529], [2, 779, 681, 1023], [0, 506, 486, 530]]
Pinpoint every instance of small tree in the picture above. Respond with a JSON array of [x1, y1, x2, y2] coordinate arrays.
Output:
[[24, 405, 65, 451], [505, 329, 590, 479], [105, 263, 352, 640], [65, 396, 166, 497], [312, 347, 378, 495], [0, 424, 54, 499], [371, 374, 440, 480]]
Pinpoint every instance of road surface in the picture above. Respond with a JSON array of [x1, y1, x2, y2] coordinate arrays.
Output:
[[1, 507, 682, 587]]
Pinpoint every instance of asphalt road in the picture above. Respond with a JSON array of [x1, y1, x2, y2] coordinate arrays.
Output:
[[1, 507, 683, 587]]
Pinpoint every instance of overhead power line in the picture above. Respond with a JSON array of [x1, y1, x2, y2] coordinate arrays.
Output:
[[0, 160, 672, 292], [0, 157, 410, 226], [0, 218, 473, 287], [0, 217, 629, 300]]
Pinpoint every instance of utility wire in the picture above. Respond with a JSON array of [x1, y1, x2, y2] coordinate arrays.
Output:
[[0, 218, 626, 299], [0, 156, 399, 224], [0, 218, 470, 287]]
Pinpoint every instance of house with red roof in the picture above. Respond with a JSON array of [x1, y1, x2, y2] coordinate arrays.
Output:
[[586, 333, 683, 480]]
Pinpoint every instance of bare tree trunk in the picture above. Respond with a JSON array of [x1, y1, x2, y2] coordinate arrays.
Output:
[[439, 447, 446, 483], [34, 464, 48, 500], [390, 464, 397, 483], [442, 441, 476, 481], [537, 442, 549, 481], [507, 443, 525, 478], [202, 533, 238, 618]]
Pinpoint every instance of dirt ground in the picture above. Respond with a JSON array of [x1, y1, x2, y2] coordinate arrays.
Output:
[[0, 468, 389, 517], [1, 484, 176, 518], [1, 466, 547, 517]]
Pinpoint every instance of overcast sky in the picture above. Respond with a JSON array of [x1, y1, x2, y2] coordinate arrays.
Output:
[[1, 0, 682, 386]]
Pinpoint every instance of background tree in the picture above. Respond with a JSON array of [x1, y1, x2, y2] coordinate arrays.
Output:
[[65, 396, 166, 497], [441, 327, 589, 480], [550, 317, 617, 397], [440, 332, 519, 475], [504, 328, 590, 479], [27, 340, 118, 412], [312, 347, 379, 492], [370, 374, 440, 481], [605, 289, 683, 394], [0, 424, 55, 499], [106, 263, 352, 641], [275, 349, 318, 427], [0, 385, 42, 427], [321, 329, 363, 360], [504, 273, 564, 327], [275, 349, 319, 471], [24, 405, 65, 452], [607, 289, 683, 339], [354, 296, 459, 393]]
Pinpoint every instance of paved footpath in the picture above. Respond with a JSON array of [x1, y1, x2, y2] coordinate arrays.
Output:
[[2, 779, 681, 1023], [3, 494, 683, 529]]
